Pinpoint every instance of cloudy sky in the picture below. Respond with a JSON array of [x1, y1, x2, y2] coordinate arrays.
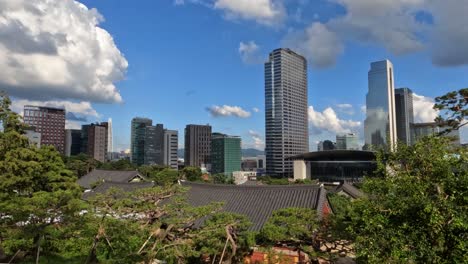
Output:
[[1, 0, 467, 151]]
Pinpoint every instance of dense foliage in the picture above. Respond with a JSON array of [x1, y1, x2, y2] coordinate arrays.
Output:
[[349, 137, 468, 263]]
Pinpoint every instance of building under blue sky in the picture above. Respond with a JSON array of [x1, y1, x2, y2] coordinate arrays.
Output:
[[3, 0, 467, 151]]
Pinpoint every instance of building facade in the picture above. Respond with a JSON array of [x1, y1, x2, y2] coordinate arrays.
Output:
[[87, 125, 107, 162], [211, 133, 241, 176], [395, 88, 414, 145], [336, 133, 360, 150], [184, 124, 212, 168], [265, 48, 309, 177], [163, 129, 179, 170], [318, 140, 336, 151], [23, 105, 66, 154], [144, 124, 164, 165], [65, 129, 82, 156], [411, 122, 460, 146], [131, 117, 152, 165], [364, 60, 397, 150]]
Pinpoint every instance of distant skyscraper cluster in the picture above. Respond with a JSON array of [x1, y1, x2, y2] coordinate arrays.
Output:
[[23, 105, 114, 162], [18, 49, 462, 179], [130, 117, 178, 169], [363, 60, 460, 149], [265, 48, 309, 177]]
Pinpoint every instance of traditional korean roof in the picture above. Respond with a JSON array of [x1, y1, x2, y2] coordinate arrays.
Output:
[[77, 169, 144, 189]]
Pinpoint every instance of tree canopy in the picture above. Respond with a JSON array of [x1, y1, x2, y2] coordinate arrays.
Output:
[[349, 136, 468, 263]]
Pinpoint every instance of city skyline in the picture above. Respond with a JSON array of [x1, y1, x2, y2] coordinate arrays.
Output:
[[3, 0, 468, 152]]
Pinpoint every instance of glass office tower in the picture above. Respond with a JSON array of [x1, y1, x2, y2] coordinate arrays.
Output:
[[265, 48, 309, 177], [364, 60, 397, 150], [211, 133, 241, 176], [130, 117, 152, 165], [395, 88, 414, 145]]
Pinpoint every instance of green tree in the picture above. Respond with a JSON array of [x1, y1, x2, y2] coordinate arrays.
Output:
[[180, 166, 203, 182], [260, 208, 320, 251], [147, 168, 179, 186], [434, 88, 468, 133], [85, 185, 252, 263], [64, 153, 101, 178], [98, 158, 135, 170], [0, 94, 87, 263], [349, 137, 468, 263]]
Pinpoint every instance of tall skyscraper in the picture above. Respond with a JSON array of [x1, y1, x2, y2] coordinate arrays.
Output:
[[23, 105, 66, 154], [163, 129, 179, 170], [184, 124, 212, 168], [395, 88, 414, 145], [144, 124, 164, 165], [336, 133, 360, 150], [211, 133, 241, 176], [131, 117, 152, 165], [265, 48, 309, 177], [364, 60, 397, 149]]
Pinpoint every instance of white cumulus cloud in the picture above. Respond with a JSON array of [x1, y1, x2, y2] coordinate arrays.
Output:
[[282, 23, 344, 68], [214, 0, 285, 26], [413, 93, 438, 123], [206, 105, 252, 118], [252, 107, 260, 113], [284, 0, 468, 68], [248, 130, 265, 150], [0, 0, 128, 103], [308, 105, 361, 134], [239, 41, 263, 64]]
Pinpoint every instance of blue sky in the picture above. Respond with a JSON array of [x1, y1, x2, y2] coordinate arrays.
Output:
[[2, 0, 468, 151]]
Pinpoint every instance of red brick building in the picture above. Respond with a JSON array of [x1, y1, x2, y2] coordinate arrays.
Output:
[[23, 105, 66, 154]]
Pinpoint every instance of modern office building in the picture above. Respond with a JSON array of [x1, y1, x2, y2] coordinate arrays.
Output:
[[143, 124, 164, 165], [411, 122, 460, 146], [80, 124, 107, 162], [184, 124, 212, 168], [395, 88, 414, 145], [65, 129, 82, 156], [163, 129, 179, 170], [265, 48, 309, 177], [336, 133, 360, 150], [131, 117, 152, 165], [23, 105, 66, 154], [364, 60, 397, 150], [211, 133, 241, 176], [290, 150, 377, 182]]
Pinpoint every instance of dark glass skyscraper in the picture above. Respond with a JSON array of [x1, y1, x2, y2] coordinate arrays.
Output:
[[131, 117, 152, 165], [265, 48, 309, 177], [395, 88, 414, 145]]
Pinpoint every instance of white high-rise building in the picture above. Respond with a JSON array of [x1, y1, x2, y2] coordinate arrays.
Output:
[[364, 60, 397, 150], [265, 48, 309, 177]]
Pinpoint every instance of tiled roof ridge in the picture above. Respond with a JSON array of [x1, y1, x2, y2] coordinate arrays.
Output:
[[181, 181, 321, 189]]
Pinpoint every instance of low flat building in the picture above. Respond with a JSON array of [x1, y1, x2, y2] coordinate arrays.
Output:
[[232, 171, 257, 185], [289, 150, 377, 182]]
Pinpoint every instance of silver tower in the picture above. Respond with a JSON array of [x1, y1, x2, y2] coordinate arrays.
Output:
[[265, 48, 309, 177], [364, 60, 397, 150]]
